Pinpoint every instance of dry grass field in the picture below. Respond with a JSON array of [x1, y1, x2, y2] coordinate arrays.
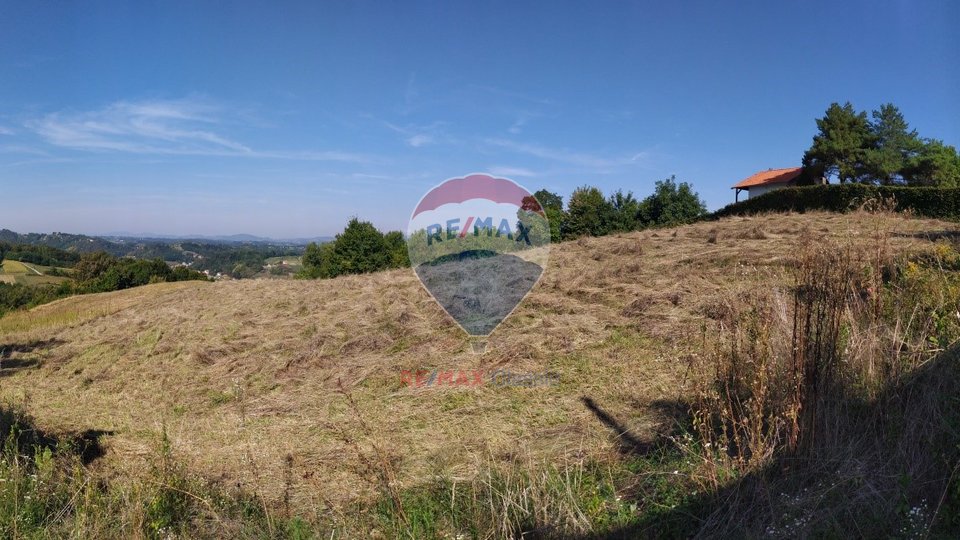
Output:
[[1, 210, 959, 536], [1, 260, 33, 274]]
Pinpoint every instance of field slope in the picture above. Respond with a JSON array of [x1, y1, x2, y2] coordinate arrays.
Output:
[[1, 211, 957, 521]]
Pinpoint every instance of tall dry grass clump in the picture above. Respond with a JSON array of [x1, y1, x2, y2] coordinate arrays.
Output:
[[0, 402, 316, 539], [687, 215, 960, 536]]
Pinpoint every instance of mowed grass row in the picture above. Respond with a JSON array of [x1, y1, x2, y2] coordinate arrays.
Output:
[[0, 258, 72, 286], [0, 260, 32, 273]]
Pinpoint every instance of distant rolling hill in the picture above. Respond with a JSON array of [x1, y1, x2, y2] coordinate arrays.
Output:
[[0, 229, 120, 254], [101, 232, 334, 244], [0, 229, 312, 275]]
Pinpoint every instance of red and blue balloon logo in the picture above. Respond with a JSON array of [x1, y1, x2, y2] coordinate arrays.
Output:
[[407, 173, 551, 337]]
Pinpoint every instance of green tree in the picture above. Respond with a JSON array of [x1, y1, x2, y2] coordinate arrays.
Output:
[[299, 242, 326, 278], [330, 218, 390, 276], [802, 102, 873, 183], [608, 189, 640, 232], [170, 266, 208, 282], [562, 186, 613, 239], [74, 251, 117, 282], [532, 189, 563, 212], [297, 218, 398, 280], [904, 139, 960, 187], [230, 262, 256, 279], [864, 103, 922, 184], [78, 257, 204, 292], [637, 176, 707, 227], [532, 189, 565, 243], [383, 231, 410, 268], [301, 242, 343, 279]]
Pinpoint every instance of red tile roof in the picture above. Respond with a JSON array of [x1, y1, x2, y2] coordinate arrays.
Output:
[[732, 167, 803, 189]]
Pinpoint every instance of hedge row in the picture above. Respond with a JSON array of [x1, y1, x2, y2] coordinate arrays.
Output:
[[713, 184, 960, 221]]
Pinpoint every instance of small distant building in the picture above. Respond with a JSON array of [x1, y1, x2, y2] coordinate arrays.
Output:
[[732, 167, 819, 202]]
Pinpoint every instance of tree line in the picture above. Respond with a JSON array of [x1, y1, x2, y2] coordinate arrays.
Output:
[[71, 252, 209, 292], [802, 102, 960, 186], [0, 242, 81, 267], [0, 247, 208, 317], [124, 242, 301, 278], [537, 175, 707, 242], [298, 176, 707, 279]]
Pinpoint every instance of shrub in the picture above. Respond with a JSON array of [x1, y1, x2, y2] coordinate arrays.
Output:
[[637, 175, 708, 227], [0, 283, 71, 317], [714, 184, 960, 220], [562, 186, 614, 239]]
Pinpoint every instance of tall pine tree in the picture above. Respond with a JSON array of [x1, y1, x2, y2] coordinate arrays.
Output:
[[802, 102, 872, 183]]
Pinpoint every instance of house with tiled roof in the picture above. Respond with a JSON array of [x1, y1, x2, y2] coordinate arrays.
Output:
[[731, 167, 825, 202]]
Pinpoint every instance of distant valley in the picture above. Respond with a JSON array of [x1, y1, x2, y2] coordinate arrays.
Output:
[[0, 228, 325, 277]]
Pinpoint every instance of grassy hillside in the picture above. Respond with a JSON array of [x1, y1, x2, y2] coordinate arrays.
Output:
[[1, 211, 959, 537], [0, 259, 72, 286]]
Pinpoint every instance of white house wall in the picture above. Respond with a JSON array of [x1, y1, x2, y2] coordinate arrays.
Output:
[[747, 183, 789, 199]]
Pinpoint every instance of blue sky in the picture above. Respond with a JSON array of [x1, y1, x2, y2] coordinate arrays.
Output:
[[1, 1, 957, 237]]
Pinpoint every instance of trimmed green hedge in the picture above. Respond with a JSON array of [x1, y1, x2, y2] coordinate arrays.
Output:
[[713, 184, 960, 221]]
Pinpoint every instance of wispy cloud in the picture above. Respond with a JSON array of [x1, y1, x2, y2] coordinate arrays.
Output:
[[26, 98, 370, 163], [483, 138, 650, 169], [0, 125, 14, 135], [406, 134, 433, 147], [469, 84, 558, 107], [0, 157, 75, 169], [487, 166, 538, 178], [0, 145, 48, 155], [27, 98, 250, 155], [384, 120, 449, 148], [508, 115, 529, 135]]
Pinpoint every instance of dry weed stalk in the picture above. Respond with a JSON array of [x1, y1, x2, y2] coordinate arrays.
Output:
[[326, 379, 407, 527], [692, 229, 889, 475], [688, 214, 960, 535], [691, 289, 792, 482], [788, 239, 856, 456]]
